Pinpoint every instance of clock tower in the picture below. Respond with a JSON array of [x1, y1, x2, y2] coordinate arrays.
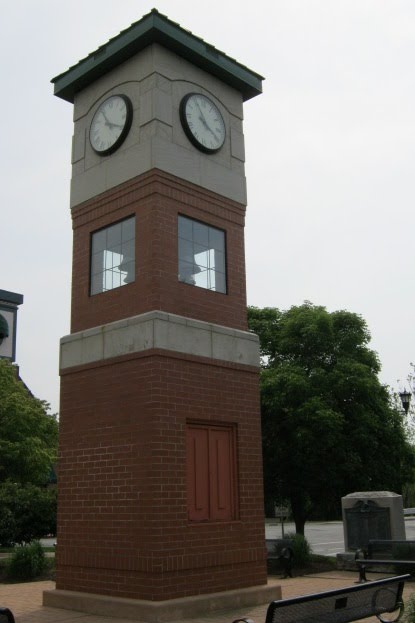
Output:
[[44, 10, 280, 619]]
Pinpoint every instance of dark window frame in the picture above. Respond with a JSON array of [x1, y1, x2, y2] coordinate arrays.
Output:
[[89, 215, 136, 296], [178, 215, 227, 294]]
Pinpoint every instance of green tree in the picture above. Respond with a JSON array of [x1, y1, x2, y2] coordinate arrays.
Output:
[[0, 359, 58, 485], [248, 302, 415, 535], [0, 482, 57, 545]]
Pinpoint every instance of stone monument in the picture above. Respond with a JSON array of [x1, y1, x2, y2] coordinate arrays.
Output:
[[342, 491, 406, 551]]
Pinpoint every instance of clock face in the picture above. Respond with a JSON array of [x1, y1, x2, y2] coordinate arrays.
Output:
[[90, 94, 133, 155], [180, 93, 226, 153]]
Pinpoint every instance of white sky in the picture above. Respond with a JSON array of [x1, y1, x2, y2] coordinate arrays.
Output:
[[1, 1, 414, 413]]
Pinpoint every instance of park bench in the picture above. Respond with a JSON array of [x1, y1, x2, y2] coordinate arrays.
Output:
[[355, 540, 415, 583], [233, 574, 409, 623], [0, 607, 15, 623]]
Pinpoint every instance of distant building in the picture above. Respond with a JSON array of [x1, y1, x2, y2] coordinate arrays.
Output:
[[0, 289, 23, 362]]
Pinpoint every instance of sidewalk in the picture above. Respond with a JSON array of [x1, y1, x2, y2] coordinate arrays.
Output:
[[1, 572, 414, 623]]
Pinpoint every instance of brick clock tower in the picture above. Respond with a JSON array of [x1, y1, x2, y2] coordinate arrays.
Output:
[[44, 10, 280, 620]]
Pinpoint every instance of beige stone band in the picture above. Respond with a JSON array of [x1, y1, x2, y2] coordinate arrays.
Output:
[[60, 310, 260, 370]]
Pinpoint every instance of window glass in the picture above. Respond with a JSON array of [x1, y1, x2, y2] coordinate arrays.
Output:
[[178, 216, 226, 293], [178, 216, 193, 241], [214, 271, 226, 293], [193, 221, 209, 246], [92, 229, 106, 253], [90, 216, 135, 295], [209, 228, 224, 251], [107, 223, 122, 247], [121, 217, 135, 241], [214, 250, 226, 274]]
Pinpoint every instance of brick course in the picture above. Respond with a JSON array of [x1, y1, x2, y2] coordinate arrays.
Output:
[[57, 350, 266, 600], [59, 167, 266, 601], [70, 170, 248, 334]]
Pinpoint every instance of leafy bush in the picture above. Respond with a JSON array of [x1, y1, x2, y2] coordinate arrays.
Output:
[[0, 482, 56, 545], [285, 532, 312, 567], [403, 591, 415, 623], [6, 541, 46, 581]]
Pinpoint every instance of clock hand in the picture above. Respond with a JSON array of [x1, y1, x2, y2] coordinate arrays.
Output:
[[195, 99, 220, 142], [194, 100, 211, 128], [101, 111, 124, 129], [198, 114, 220, 141]]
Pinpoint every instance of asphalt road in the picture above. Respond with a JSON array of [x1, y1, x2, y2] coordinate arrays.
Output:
[[265, 517, 415, 556], [42, 518, 415, 557]]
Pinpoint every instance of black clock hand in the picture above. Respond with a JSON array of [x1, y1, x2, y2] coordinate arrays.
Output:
[[198, 115, 219, 141], [195, 100, 210, 127], [195, 101, 220, 141], [102, 111, 123, 129]]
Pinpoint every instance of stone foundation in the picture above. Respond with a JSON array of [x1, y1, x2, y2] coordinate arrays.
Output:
[[43, 582, 282, 622]]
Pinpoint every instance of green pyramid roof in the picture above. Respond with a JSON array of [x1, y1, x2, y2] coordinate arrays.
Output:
[[52, 9, 264, 103]]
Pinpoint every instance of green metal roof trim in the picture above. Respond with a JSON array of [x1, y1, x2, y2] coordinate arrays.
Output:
[[0, 314, 9, 339], [52, 9, 264, 103], [0, 289, 23, 306]]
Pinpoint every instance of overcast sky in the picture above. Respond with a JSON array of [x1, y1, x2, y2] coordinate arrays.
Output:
[[1, 1, 414, 413]]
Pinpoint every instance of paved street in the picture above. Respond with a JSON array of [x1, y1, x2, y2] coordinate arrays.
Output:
[[41, 518, 415, 558], [266, 520, 345, 556], [265, 517, 415, 556]]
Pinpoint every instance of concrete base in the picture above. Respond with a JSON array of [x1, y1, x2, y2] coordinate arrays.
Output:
[[43, 582, 282, 622]]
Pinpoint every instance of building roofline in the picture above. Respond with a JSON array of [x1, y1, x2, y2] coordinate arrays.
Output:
[[51, 9, 264, 103], [0, 289, 24, 306]]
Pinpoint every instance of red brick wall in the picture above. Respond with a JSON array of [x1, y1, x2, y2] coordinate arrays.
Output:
[[70, 170, 248, 334], [57, 350, 266, 600]]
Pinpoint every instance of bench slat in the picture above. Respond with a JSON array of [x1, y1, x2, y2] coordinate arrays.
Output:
[[264, 575, 408, 623], [357, 559, 415, 566], [368, 540, 415, 560]]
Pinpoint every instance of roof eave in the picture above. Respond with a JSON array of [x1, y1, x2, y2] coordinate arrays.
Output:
[[0, 290, 24, 306], [52, 10, 264, 103]]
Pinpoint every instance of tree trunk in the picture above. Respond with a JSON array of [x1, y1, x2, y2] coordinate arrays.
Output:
[[294, 517, 305, 535], [291, 494, 308, 535]]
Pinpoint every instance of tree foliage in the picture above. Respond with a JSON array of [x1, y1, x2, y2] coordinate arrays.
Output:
[[0, 359, 58, 485], [0, 359, 58, 545], [248, 302, 415, 534], [0, 482, 57, 545]]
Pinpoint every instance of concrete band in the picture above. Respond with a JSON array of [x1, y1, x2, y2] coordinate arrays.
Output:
[[60, 310, 260, 371]]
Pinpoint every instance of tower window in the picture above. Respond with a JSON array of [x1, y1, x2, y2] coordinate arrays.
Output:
[[90, 217, 135, 295], [178, 216, 226, 293]]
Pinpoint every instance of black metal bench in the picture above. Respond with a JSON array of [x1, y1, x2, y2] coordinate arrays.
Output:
[[369, 540, 415, 559], [355, 540, 415, 583], [233, 574, 409, 623], [0, 607, 15, 623]]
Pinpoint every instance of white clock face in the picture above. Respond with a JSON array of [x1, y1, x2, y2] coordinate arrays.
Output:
[[90, 94, 133, 155], [180, 93, 226, 153]]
